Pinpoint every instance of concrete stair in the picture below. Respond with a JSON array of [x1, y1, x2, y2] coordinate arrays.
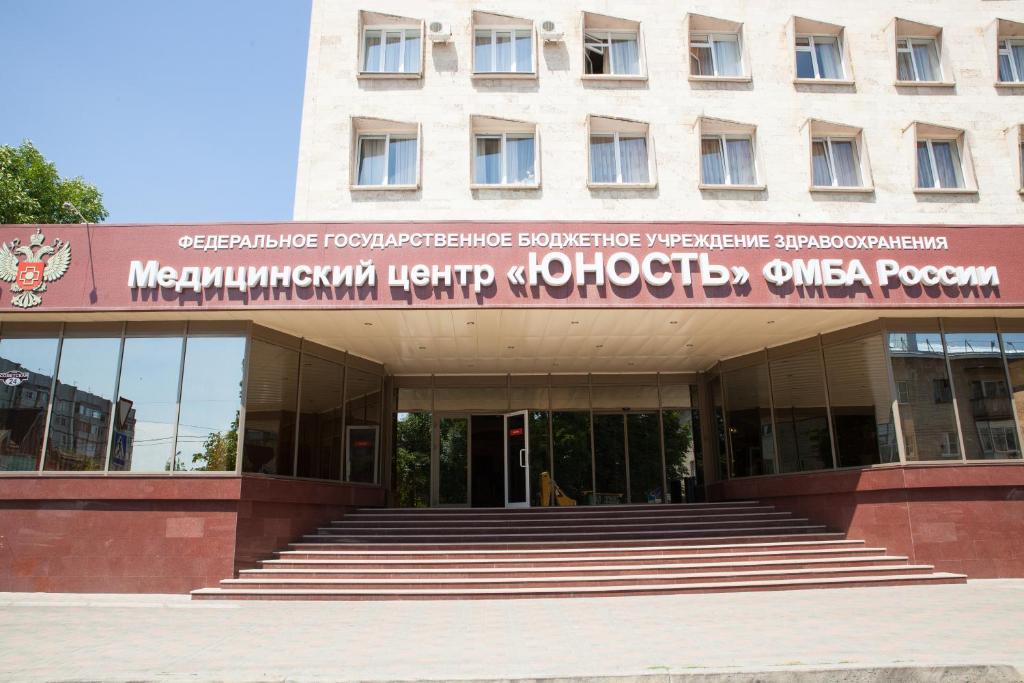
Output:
[[192, 501, 966, 601]]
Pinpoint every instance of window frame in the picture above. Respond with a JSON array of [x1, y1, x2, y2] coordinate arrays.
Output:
[[587, 130, 653, 187], [359, 25, 423, 77], [699, 133, 759, 188], [916, 138, 965, 191], [354, 133, 420, 190], [896, 36, 943, 83], [998, 38, 1024, 83], [582, 28, 645, 79], [471, 131, 539, 188], [689, 32, 743, 79], [472, 26, 535, 75], [795, 34, 846, 81], [810, 136, 863, 189]]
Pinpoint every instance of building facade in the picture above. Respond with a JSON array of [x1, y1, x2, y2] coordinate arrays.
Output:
[[1, 0, 1024, 593]]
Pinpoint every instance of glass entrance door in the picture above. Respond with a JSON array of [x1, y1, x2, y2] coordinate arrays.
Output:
[[504, 411, 530, 507]]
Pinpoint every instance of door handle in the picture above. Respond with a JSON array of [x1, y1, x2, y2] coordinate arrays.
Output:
[[519, 448, 527, 468]]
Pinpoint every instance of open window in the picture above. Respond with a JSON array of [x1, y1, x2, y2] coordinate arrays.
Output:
[[587, 116, 655, 187], [582, 12, 646, 80], [893, 18, 954, 87], [791, 17, 853, 84], [685, 14, 748, 81], [357, 11, 424, 78], [470, 116, 540, 188], [995, 18, 1024, 86], [350, 117, 421, 190], [807, 120, 873, 192], [910, 122, 977, 194], [698, 117, 762, 190], [471, 11, 536, 78]]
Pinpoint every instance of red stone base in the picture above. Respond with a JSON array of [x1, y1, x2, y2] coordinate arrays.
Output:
[[707, 463, 1024, 578], [0, 475, 384, 593]]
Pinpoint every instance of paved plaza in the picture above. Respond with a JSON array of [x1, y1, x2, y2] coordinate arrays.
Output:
[[1, 580, 1023, 681]]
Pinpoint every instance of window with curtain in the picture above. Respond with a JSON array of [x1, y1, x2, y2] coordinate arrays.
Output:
[[356, 134, 418, 187], [916, 139, 964, 189], [362, 28, 420, 74], [584, 31, 640, 75], [998, 39, 1024, 82], [811, 137, 862, 187], [589, 132, 649, 184], [795, 35, 843, 79], [474, 133, 537, 186], [474, 29, 533, 73], [701, 135, 756, 186], [689, 33, 741, 77], [897, 38, 941, 81]]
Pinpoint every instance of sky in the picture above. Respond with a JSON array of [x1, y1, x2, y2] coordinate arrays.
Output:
[[0, 0, 311, 223]]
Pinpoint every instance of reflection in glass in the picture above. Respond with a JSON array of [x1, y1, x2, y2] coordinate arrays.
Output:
[[593, 414, 625, 504], [552, 411, 591, 506], [296, 354, 344, 479], [662, 409, 694, 499], [888, 332, 961, 460], [824, 335, 895, 466], [439, 416, 468, 504], [111, 336, 182, 472], [627, 412, 662, 503], [242, 340, 299, 476], [395, 412, 431, 506], [345, 368, 382, 483], [1000, 333, 1024, 461], [709, 376, 728, 480], [175, 336, 245, 471], [771, 351, 833, 473], [529, 410, 550, 506], [0, 335, 59, 470], [723, 363, 775, 477], [947, 332, 1020, 460], [44, 336, 121, 471]]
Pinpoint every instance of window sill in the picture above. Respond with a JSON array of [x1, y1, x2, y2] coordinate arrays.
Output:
[[581, 74, 648, 82], [470, 183, 541, 190], [913, 187, 978, 195], [471, 71, 538, 80], [357, 72, 423, 80], [688, 74, 752, 83], [587, 181, 657, 190], [994, 81, 1024, 89], [699, 183, 766, 192], [349, 184, 420, 192], [895, 80, 955, 88], [793, 77, 855, 86], [809, 185, 875, 194]]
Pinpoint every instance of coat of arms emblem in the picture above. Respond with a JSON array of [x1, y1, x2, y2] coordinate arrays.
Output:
[[0, 228, 72, 308]]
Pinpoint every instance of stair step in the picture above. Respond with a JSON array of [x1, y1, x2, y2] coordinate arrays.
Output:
[[192, 572, 967, 601], [318, 515, 805, 532], [329, 511, 792, 527], [353, 501, 762, 515], [342, 506, 779, 522]]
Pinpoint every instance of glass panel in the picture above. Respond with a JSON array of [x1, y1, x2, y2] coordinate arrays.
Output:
[[44, 336, 120, 471], [551, 410, 591, 505], [505, 135, 536, 184], [723, 363, 774, 477], [662, 409, 694, 501], [494, 31, 512, 72], [830, 140, 860, 186], [725, 138, 755, 185], [690, 44, 713, 76], [998, 53, 1013, 83], [589, 135, 616, 183], [916, 142, 935, 188], [610, 35, 640, 75], [506, 412, 527, 504], [796, 47, 815, 78], [397, 388, 431, 411], [709, 376, 728, 480], [175, 335, 245, 472], [1013, 44, 1024, 82], [930, 141, 963, 189], [514, 30, 532, 72], [1001, 333, 1024, 460], [700, 137, 725, 185], [888, 332, 961, 461], [912, 40, 940, 81], [475, 136, 502, 184], [814, 37, 842, 78], [528, 410, 550, 506], [825, 335, 894, 467], [403, 30, 420, 73], [0, 335, 59, 471], [897, 46, 915, 81], [434, 386, 508, 411], [618, 137, 649, 183], [357, 138, 385, 186], [383, 31, 402, 72], [812, 140, 833, 186], [439, 416, 468, 504], [713, 36, 741, 76], [627, 411, 662, 503], [387, 137, 417, 186], [242, 340, 299, 476], [584, 32, 609, 74], [550, 385, 589, 410], [660, 384, 691, 408], [591, 385, 659, 410], [395, 412, 431, 506], [772, 350, 833, 473], [592, 414, 625, 504], [510, 385, 547, 410], [345, 367, 382, 482], [110, 336, 182, 472], [946, 332, 1019, 460], [347, 425, 378, 484], [474, 31, 492, 72], [296, 354, 344, 479], [363, 30, 381, 71]]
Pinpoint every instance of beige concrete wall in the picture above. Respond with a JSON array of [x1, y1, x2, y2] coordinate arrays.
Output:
[[294, 0, 1024, 224]]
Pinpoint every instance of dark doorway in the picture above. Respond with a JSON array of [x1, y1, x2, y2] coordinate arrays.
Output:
[[471, 415, 504, 507]]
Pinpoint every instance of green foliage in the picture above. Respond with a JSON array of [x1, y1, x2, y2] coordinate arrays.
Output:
[[0, 140, 108, 224], [188, 415, 239, 472], [395, 412, 431, 507]]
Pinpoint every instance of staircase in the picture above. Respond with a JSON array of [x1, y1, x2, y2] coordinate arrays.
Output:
[[191, 501, 966, 600]]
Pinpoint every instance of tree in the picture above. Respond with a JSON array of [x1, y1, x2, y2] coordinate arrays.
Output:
[[184, 415, 239, 472], [0, 140, 108, 224]]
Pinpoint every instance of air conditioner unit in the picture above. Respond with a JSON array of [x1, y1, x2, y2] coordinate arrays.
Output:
[[427, 21, 451, 42], [539, 19, 563, 42]]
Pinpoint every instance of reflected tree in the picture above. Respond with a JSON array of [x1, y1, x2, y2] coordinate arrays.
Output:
[[182, 414, 239, 472], [396, 412, 430, 507]]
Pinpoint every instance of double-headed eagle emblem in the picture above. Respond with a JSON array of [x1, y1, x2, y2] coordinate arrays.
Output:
[[0, 228, 72, 308]]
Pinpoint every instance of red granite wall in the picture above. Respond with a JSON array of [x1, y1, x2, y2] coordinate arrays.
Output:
[[0, 475, 385, 593], [708, 463, 1024, 577]]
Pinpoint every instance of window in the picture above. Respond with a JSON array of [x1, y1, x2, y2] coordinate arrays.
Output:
[[812, 137, 862, 188], [0, 325, 60, 471], [589, 132, 650, 185], [897, 37, 941, 82], [998, 39, 1024, 83], [690, 33, 741, 77], [916, 139, 964, 190], [796, 35, 844, 79], [896, 380, 912, 404], [701, 135, 756, 186], [941, 432, 960, 458], [356, 134, 418, 187], [584, 31, 641, 76], [474, 133, 537, 186], [888, 331, 961, 461], [362, 28, 421, 74], [474, 29, 533, 73]]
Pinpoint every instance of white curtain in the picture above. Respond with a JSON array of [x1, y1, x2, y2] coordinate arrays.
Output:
[[1015, 45, 1024, 80], [931, 141, 963, 189], [700, 138, 725, 184], [610, 36, 640, 75], [619, 137, 649, 183], [495, 32, 512, 72], [475, 138, 501, 184], [387, 137, 417, 185], [474, 32, 491, 72], [811, 141, 832, 186], [916, 142, 935, 188], [590, 135, 617, 183], [830, 141, 860, 186], [814, 38, 842, 79], [403, 31, 420, 73], [725, 138, 755, 185], [913, 41, 940, 81], [363, 31, 381, 72], [357, 138, 385, 185], [713, 38, 741, 76], [691, 45, 713, 76], [897, 50, 915, 81], [383, 31, 402, 72], [514, 31, 532, 72], [999, 53, 1014, 82], [506, 136, 535, 184]]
